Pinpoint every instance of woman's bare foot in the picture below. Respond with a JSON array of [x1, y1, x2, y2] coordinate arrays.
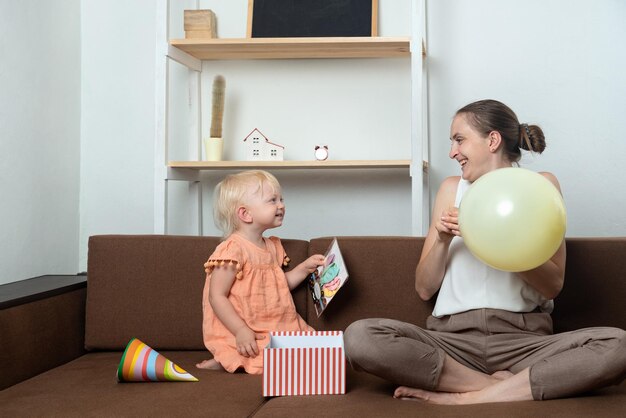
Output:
[[394, 387, 474, 405], [393, 375, 511, 404], [393, 368, 531, 405], [492, 370, 514, 380], [195, 359, 224, 370]]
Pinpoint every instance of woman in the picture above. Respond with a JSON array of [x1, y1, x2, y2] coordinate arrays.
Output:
[[344, 99, 626, 404]]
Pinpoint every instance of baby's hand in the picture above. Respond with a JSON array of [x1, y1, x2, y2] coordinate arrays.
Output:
[[235, 327, 265, 358], [302, 254, 326, 274]]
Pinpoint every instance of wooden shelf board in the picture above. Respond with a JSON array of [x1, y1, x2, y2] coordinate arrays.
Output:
[[168, 160, 411, 170], [169, 37, 411, 60]]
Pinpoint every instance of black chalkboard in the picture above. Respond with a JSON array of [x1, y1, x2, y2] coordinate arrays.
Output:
[[247, 0, 378, 38]]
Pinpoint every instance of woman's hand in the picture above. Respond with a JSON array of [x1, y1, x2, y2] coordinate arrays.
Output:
[[436, 207, 461, 241], [235, 327, 266, 358]]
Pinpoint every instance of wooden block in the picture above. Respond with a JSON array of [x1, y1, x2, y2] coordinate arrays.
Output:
[[184, 10, 216, 39]]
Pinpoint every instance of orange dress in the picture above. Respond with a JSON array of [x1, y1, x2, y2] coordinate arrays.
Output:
[[202, 234, 313, 374]]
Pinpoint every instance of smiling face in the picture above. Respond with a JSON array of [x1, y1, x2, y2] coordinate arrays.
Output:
[[449, 113, 493, 182], [243, 180, 285, 231]]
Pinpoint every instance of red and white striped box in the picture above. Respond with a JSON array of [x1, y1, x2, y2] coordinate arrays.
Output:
[[263, 330, 345, 397]]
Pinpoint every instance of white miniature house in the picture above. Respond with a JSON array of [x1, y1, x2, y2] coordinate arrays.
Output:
[[243, 128, 284, 161]]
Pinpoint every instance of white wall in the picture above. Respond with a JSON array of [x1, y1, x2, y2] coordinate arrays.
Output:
[[165, 0, 414, 239], [2, 1, 624, 282], [79, 0, 157, 269], [73, 0, 626, 271], [427, 0, 626, 236], [0, 0, 81, 285]]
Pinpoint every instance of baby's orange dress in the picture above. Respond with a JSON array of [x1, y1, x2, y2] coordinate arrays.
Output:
[[202, 234, 313, 374]]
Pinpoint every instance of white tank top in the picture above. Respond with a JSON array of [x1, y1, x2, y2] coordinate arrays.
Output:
[[431, 179, 553, 318]]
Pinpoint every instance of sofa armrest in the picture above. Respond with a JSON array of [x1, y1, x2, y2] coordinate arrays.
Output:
[[0, 275, 87, 390]]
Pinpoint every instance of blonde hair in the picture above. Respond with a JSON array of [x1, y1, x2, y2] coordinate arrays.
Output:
[[213, 170, 281, 237]]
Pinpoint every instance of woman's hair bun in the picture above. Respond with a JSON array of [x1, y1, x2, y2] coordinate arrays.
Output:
[[520, 123, 546, 154]]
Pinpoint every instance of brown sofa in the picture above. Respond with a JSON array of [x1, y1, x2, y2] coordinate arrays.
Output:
[[1, 235, 625, 417]]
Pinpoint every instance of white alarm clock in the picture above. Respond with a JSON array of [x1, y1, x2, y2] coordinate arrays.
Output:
[[314, 145, 329, 161]]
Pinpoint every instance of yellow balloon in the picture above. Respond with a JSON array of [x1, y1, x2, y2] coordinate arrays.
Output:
[[458, 167, 566, 272]]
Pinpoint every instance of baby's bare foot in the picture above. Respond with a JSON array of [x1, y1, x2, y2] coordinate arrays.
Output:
[[196, 359, 224, 370]]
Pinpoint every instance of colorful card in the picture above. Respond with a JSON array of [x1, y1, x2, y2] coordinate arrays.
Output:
[[307, 238, 349, 317]]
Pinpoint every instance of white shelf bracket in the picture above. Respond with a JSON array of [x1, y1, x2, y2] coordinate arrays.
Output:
[[409, 0, 430, 236], [167, 45, 202, 72]]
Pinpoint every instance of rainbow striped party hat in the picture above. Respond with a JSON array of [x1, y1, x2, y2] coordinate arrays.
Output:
[[117, 338, 198, 382]]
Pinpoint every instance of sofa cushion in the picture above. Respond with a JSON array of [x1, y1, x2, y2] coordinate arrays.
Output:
[[0, 351, 266, 417], [1, 353, 623, 417], [85, 235, 310, 350], [306, 236, 626, 334], [306, 237, 434, 331], [254, 368, 626, 418], [552, 238, 626, 332]]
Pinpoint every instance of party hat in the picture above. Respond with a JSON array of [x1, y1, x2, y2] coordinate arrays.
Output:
[[117, 338, 198, 382]]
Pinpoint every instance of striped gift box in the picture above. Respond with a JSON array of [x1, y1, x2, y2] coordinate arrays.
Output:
[[263, 331, 345, 396]]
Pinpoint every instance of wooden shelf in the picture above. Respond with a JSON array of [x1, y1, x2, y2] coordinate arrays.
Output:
[[168, 160, 411, 170], [169, 37, 411, 60]]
